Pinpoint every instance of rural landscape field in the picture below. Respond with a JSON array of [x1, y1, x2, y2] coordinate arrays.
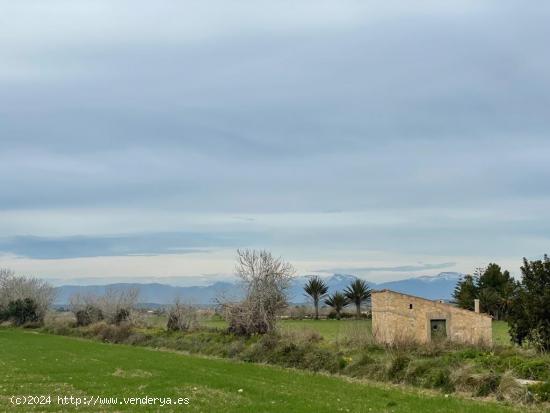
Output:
[[2, 1, 550, 412], [0, 326, 529, 413]]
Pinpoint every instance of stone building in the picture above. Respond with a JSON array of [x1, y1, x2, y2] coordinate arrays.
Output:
[[371, 289, 492, 345]]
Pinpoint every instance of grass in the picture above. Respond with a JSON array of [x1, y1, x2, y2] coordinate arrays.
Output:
[[0, 328, 522, 413], [492, 320, 512, 346], [204, 318, 372, 341]]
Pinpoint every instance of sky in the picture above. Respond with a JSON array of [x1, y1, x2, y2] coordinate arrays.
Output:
[[1, 1, 550, 284]]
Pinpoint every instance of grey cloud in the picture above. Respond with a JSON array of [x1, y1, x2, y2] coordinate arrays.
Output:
[[0, 1, 549, 267], [0, 232, 263, 259]]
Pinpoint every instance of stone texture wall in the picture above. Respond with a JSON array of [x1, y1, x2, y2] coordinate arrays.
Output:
[[371, 290, 492, 345]]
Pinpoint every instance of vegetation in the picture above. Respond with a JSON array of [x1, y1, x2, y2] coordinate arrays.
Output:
[[75, 305, 104, 327], [453, 264, 516, 320], [324, 292, 349, 319], [222, 249, 294, 335], [0, 269, 55, 325], [344, 279, 372, 318], [70, 288, 138, 326], [508, 255, 550, 352], [303, 276, 328, 319], [166, 300, 198, 331], [38, 316, 549, 408], [0, 329, 522, 413], [4, 251, 550, 411], [1, 298, 41, 326], [453, 256, 550, 352]]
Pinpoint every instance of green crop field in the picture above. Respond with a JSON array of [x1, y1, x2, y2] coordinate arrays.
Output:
[[0, 328, 520, 413]]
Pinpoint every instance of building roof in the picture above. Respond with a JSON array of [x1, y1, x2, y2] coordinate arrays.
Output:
[[372, 289, 492, 318]]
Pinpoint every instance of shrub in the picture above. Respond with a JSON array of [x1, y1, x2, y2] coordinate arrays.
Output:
[[449, 364, 501, 396], [426, 367, 454, 393], [125, 332, 148, 346], [496, 371, 530, 403], [75, 305, 104, 327], [269, 342, 308, 367], [88, 322, 132, 343], [43, 311, 76, 335], [226, 340, 246, 358], [404, 359, 439, 387], [344, 354, 383, 379], [221, 249, 294, 336], [4, 298, 41, 326], [114, 308, 130, 325], [0, 270, 55, 323], [529, 381, 550, 403], [70, 288, 138, 326], [302, 348, 341, 373], [386, 354, 410, 382], [166, 302, 198, 332], [514, 359, 550, 381]]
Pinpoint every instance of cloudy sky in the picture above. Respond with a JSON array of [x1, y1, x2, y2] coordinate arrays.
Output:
[[1, 1, 549, 283]]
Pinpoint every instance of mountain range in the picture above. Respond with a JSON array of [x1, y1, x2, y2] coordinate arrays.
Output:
[[53, 272, 463, 306]]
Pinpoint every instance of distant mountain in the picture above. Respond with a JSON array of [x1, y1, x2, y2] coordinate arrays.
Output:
[[375, 272, 462, 300], [287, 273, 357, 302], [54, 272, 463, 305], [54, 282, 242, 306]]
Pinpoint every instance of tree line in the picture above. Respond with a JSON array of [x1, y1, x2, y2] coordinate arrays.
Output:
[[303, 276, 371, 319], [453, 255, 550, 351]]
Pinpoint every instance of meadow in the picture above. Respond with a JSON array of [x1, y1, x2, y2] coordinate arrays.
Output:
[[36, 312, 550, 408], [0, 328, 522, 413]]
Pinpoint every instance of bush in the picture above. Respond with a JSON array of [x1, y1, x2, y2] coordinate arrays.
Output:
[[221, 249, 294, 336], [88, 322, 132, 343], [0, 270, 55, 322], [4, 298, 41, 326], [69, 288, 138, 326], [166, 302, 198, 332], [529, 381, 550, 402], [43, 311, 76, 335], [387, 353, 410, 382], [514, 359, 550, 381], [114, 308, 130, 325], [302, 348, 341, 373], [125, 332, 149, 346], [496, 371, 530, 403], [75, 305, 104, 326], [426, 367, 454, 393]]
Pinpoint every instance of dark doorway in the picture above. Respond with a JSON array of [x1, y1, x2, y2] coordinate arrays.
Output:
[[430, 319, 447, 341]]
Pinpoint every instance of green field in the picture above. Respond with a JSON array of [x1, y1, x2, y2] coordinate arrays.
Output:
[[0, 328, 522, 413]]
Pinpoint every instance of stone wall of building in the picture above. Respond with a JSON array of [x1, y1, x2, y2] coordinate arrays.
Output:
[[371, 290, 492, 345]]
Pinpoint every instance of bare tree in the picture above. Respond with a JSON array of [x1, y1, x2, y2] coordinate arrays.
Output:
[[166, 299, 198, 331], [69, 287, 139, 325], [98, 287, 139, 325], [69, 293, 104, 326], [223, 249, 295, 335], [0, 269, 55, 322]]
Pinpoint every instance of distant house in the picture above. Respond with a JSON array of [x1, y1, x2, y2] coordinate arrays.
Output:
[[371, 290, 492, 345]]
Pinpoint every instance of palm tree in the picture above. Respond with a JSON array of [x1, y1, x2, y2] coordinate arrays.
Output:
[[344, 279, 371, 319], [324, 292, 349, 320], [303, 276, 329, 319]]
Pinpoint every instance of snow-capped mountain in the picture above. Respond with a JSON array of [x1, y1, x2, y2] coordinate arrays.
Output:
[[53, 272, 463, 305], [375, 272, 463, 300]]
